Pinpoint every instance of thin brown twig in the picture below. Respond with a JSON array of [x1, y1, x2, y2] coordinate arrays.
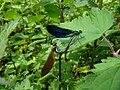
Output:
[[102, 35, 120, 59]]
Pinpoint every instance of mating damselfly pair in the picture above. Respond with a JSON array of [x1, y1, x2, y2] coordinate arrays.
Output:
[[46, 25, 83, 52]]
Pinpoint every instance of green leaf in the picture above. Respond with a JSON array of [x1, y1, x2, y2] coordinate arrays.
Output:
[[90, 8, 114, 33], [28, 15, 45, 23], [49, 79, 59, 90], [12, 33, 29, 39], [64, 0, 73, 3], [31, 34, 45, 39], [11, 40, 26, 45], [0, 18, 19, 59], [3, 10, 20, 20], [88, 0, 98, 7], [58, 8, 114, 50], [2, 0, 13, 2], [15, 79, 33, 90], [75, 57, 120, 90], [91, 57, 120, 73], [103, 0, 112, 4], [0, 77, 10, 85], [44, 4, 60, 18], [5, 68, 15, 75], [74, 0, 88, 7]]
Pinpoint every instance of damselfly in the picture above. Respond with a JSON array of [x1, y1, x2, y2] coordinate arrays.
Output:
[[47, 25, 82, 44]]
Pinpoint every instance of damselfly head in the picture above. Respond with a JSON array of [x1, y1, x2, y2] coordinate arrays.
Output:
[[79, 30, 82, 33], [73, 30, 82, 35]]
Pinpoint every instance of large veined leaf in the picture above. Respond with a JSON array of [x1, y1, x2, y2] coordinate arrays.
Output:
[[57, 8, 114, 51], [75, 57, 120, 90], [0, 18, 19, 59]]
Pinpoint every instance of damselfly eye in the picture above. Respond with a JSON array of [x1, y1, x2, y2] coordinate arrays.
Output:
[[79, 30, 82, 33], [73, 30, 82, 36]]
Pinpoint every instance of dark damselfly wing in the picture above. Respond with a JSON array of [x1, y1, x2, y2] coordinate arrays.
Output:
[[47, 25, 73, 38]]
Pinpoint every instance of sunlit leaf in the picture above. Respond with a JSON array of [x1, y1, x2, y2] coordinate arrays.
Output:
[[0, 77, 10, 85], [3, 10, 20, 20], [74, 0, 88, 7], [11, 40, 26, 45], [15, 79, 33, 90], [0, 18, 19, 59], [31, 34, 45, 39], [75, 57, 120, 90], [64, 0, 73, 3], [58, 8, 114, 50], [28, 15, 45, 23]]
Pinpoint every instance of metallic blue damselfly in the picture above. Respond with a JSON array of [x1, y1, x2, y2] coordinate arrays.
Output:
[[47, 25, 82, 45]]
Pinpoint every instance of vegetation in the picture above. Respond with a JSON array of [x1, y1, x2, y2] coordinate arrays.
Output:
[[0, 0, 120, 90]]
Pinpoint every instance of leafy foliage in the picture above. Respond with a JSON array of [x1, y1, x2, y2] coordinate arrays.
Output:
[[0, 18, 19, 58], [0, 0, 120, 90], [15, 79, 34, 90], [75, 57, 120, 90]]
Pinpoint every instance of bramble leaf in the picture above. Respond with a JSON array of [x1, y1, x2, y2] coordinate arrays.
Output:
[[75, 57, 120, 90], [58, 8, 114, 50]]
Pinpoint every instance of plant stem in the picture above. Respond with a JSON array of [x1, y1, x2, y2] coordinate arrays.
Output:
[[102, 35, 120, 59], [60, 0, 64, 22], [0, 2, 5, 11], [99, 0, 103, 9], [53, 36, 74, 90], [9, 51, 17, 76], [91, 0, 103, 68], [102, 35, 115, 53], [91, 40, 97, 68], [58, 54, 62, 90]]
